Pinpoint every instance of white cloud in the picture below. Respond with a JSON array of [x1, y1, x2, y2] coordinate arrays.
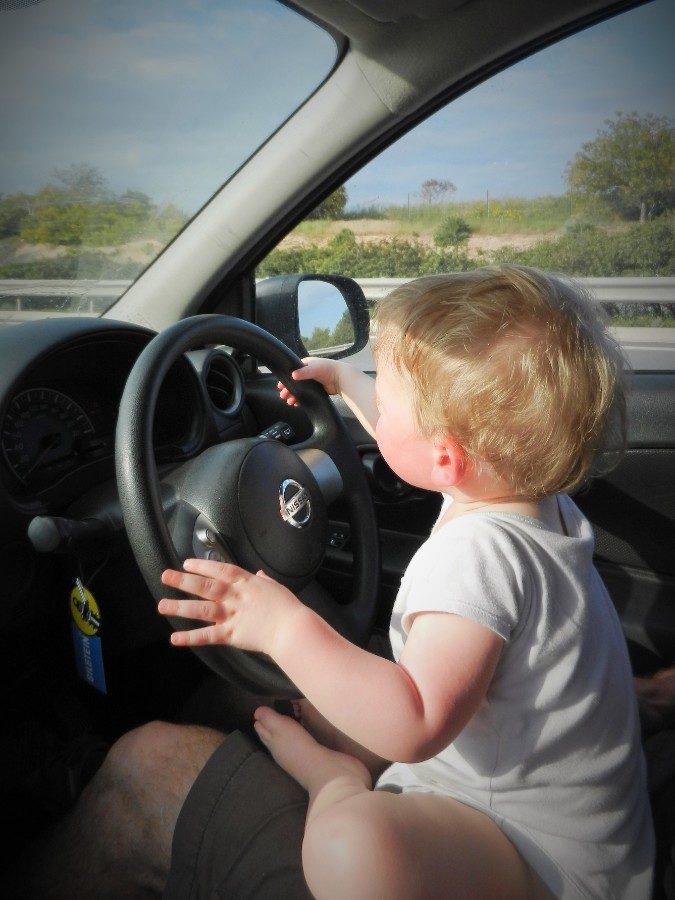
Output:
[[0, 0, 335, 208], [345, 1, 674, 205]]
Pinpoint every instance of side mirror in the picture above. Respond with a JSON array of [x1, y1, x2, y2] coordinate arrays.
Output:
[[255, 274, 370, 360]]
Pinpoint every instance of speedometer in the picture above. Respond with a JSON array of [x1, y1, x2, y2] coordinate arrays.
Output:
[[1, 388, 95, 487]]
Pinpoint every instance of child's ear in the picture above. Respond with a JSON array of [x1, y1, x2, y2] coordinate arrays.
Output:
[[430, 439, 467, 488]]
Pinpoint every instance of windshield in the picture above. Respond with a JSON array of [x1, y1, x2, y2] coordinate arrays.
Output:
[[0, 0, 335, 323]]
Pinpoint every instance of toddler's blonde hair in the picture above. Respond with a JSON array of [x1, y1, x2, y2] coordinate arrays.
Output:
[[372, 265, 626, 498]]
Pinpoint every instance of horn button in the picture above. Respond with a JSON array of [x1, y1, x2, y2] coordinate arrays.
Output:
[[237, 440, 327, 581]]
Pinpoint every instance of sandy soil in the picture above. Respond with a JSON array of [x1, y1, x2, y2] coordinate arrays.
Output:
[[1, 238, 163, 267], [279, 219, 558, 257], [3, 224, 558, 270], [467, 232, 557, 254]]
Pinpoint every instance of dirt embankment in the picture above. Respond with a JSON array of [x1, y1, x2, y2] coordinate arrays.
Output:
[[1, 223, 559, 271], [0, 238, 165, 269], [279, 219, 558, 258]]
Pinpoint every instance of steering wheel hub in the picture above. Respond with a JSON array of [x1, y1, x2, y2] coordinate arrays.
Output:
[[237, 440, 327, 584]]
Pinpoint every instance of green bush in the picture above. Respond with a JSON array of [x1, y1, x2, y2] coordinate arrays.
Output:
[[434, 215, 472, 247], [258, 218, 673, 282], [494, 219, 674, 276], [258, 228, 478, 279], [0, 250, 144, 280]]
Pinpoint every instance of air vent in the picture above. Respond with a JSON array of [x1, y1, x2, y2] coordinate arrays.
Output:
[[204, 352, 243, 416]]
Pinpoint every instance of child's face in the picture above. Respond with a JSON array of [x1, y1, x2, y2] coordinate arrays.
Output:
[[374, 357, 438, 492]]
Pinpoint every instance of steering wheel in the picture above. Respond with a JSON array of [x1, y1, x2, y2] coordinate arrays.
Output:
[[115, 315, 380, 698]]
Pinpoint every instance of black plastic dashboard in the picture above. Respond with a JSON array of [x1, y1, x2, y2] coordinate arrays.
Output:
[[0, 317, 248, 512]]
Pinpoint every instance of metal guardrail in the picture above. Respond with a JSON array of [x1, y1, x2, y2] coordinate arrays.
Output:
[[0, 279, 127, 321], [0, 277, 674, 326], [354, 277, 675, 305]]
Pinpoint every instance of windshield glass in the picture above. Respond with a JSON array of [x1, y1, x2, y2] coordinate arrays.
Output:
[[0, 0, 335, 323]]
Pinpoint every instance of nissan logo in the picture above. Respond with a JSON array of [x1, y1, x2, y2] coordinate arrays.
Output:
[[279, 478, 311, 528]]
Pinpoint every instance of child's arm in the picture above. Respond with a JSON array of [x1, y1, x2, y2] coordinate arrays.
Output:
[[278, 357, 378, 439], [295, 699, 391, 782], [159, 560, 502, 764]]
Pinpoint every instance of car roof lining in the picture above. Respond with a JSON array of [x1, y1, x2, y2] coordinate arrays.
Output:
[[289, 0, 645, 115], [338, 0, 471, 25]]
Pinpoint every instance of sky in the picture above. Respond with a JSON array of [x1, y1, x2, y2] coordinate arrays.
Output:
[[346, 0, 675, 207], [0, 0, 673, 215], [0, 0, 336, 211]]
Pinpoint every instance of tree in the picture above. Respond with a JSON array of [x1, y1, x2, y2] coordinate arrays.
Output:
[[331, 309, 354, 346], [302, 326, 331, 350], [420, 179, 456, 205], [120, 189, 152, 211], [53, 163, 108, 203], [307, 185, 348, 220], [0, 193, 32, 238], [566, 113, 675, 222]]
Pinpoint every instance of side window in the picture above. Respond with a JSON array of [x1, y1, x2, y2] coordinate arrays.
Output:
[[259, 0, 674, 343]]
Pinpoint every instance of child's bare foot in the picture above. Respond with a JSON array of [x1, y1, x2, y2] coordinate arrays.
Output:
[[253, 705, 372, 794]]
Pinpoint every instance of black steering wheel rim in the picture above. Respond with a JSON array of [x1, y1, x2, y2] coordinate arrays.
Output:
[[115, 314, 380, 698]]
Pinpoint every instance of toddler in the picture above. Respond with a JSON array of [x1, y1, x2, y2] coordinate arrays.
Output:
[[159, 265, 654, 899]]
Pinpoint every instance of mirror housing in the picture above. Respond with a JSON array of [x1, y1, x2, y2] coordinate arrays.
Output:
[[255, 274, 370, 360]]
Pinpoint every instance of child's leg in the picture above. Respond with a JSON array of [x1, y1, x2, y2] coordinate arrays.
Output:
[[255, 707, 553, 900]]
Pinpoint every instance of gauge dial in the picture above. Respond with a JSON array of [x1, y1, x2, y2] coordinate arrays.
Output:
[[1, 388, 95, 486]]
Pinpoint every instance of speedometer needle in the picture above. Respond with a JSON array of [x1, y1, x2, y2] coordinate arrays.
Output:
[[25, 432, 62, 477]]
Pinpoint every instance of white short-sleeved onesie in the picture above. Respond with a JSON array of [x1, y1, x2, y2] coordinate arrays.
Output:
[[376, 494, 654, 899]]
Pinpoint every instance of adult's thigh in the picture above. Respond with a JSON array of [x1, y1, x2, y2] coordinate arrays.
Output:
[[0, 721, 226, 900], [101, 720, 227, 870]]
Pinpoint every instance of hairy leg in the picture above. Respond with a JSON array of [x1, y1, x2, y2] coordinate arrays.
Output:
[[255, 708, 553, 900], [2, 721, 225, 899]]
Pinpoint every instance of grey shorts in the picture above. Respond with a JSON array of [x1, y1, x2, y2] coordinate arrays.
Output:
[[164, 730, 312, 899]]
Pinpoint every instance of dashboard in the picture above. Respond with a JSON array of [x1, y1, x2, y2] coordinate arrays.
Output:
[[0, 318, 247, 509], [1, 340, 198, 498]]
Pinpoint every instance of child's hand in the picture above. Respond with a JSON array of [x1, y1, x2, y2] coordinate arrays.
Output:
[[158, 559, 302, 658], [277, 357, 342, 406]]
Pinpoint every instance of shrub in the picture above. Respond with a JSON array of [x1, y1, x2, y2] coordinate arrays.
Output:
[[494, 218, 674, 276], [434, 215, 472, 247], [257, 217, 674, 282]]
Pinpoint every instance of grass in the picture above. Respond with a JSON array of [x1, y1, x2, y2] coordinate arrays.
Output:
[[385, 197, 563, 233], [289, 194, 624, 243]]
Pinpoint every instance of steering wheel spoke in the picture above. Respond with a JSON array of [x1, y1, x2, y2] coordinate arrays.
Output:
[[163, 490, 234, 567], [297, 448, 343, 506]]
